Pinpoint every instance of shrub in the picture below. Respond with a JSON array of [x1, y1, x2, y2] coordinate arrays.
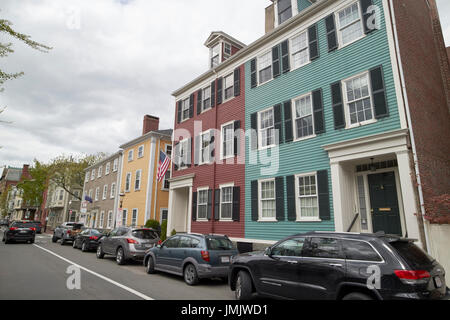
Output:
[[144, 219, 161, 235], [171, 229, 177, 236], [160, 219, 168, 241]]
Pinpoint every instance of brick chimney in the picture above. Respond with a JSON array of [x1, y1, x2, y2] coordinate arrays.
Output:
[[21, 164, 32, 181], [142, 115, 159, 135]]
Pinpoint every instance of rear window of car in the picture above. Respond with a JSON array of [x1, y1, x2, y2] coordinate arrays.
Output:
[[342, 240, 382, 262], [11, 222, 29, 228], [390, 241, 435, 269], [206, 237, 234, 250], [132, 229, 158, 239]]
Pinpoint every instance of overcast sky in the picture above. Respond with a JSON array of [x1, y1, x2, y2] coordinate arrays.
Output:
[[0, 0, 449, 168]]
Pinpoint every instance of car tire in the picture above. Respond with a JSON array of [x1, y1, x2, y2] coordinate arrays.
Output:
[[4, 238, 9, 244], [29, 239, 34, 244], [60, 238, 66, 245], [81, 241, 88, 252], [52, 235, 57, 243], [96, 244, 105, 259], [116, 247, 126, 265], [235, 271, 253, 300], [145, 256, 156, 274], [342, 292, 374, 300], [183, 263, 199, 286], [72, 240, 77, 249]]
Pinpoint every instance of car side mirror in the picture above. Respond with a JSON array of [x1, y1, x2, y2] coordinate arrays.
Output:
[[264, 247, 272, 257]]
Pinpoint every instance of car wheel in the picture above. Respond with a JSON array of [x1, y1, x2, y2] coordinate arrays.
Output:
[[116, 247, 126, 265], [60, 238, 66, 246], [52, 235, 57, 243], [81, 241, 88, 252], [4, 238, 9, 244], [29, 238, 34, 244], [342, 292, 374, 300], [72, 240, 77, 248], [96, 244, 105, 259], [183, 264, 199, 286], [145, 256, 156, 274], [235, 271, 253, 300]]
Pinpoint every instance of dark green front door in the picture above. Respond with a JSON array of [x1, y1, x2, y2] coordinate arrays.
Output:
[[368, 172, 402, 236]]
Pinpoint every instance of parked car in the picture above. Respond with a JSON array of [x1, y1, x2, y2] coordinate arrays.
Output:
[[2, 221, 36, 244], [52, 222, 84, 245], [96, 227, 160, 265], [0, 219, 9, 227], [73, 228, 107, 252], [144, 233, 238, 286], [25, 221, 42, 234], [229, 231, 450, 300]]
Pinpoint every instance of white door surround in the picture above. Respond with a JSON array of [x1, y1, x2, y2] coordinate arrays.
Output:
[[167, 174, 194, 234]]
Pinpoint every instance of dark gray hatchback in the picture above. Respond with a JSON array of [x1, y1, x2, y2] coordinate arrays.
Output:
[[144, 233, 238, 285]]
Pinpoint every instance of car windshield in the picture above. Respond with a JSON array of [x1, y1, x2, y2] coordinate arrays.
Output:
[[206, 237, 234, 250], [11, 222, 30, 228], [90, 229, 104, 235], [390, 240, 435, 269], [132, 229, 158, 239]]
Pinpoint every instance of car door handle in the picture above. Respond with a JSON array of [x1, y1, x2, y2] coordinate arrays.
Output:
[[329, 263, 343, 268]]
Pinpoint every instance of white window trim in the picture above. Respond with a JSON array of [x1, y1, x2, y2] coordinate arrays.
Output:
[[222, 72, 235, 103], [294, 172, 322, 222], [289, 29, 311, 72], [292, 92, 317, 142], [113, 159, 118, 172], [99, 211, 105, 228], [220, 121, 235, 160], [102, 184, 108, 200], [257, 107, 277, 150], [110, 182, 116, 199], [219, 182, 234, 222], [91, 169, 95, 181], [196, 187, 210, 222], [122, 209, 128, 226], [98, 166, 103, 178], [160, 208, 168, 223], [138, 145, 145, 158], [223, 42, 232, 59], [258, 178, 278, 222], [210, 42, 222, 69], [274, 0, 299, 28], [134, 169, 142, 191], [105, 162, 111, 175], [125, 172, 132, 192], [107, 210, 113, 229], [131, 208, 138, 226], [201, 86, 212, 113], [178, 138, 190, 170], [335, 1, 366, 50], [199, 130, 213, 166], [128, 149, 134, 162], [95, 187, 100, 201], [342, 70, 377, 129], [180, 98, 191, 123], [256, 50, 274, 86]]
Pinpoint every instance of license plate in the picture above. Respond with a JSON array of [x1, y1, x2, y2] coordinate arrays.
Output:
[[434, 276, 443, 288], [19, 231, 28, 234], [221, 256, 230, 263], [145, 244, 153, 248]]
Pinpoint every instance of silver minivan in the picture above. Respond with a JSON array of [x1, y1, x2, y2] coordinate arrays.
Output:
[[96, 227, 160, 265]]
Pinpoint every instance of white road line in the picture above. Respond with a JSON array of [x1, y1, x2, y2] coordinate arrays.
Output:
[[33, 244, 154, 300]]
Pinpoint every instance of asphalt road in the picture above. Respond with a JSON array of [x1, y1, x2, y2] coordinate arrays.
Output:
[[0, 229, 234, 300]]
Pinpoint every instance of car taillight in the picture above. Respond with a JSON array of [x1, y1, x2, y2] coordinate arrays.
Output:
[[201, 250, 210, 262], [395, 270, 431, 280], [126, 238, 139, 244], [158, 240, 162, 245], [9, 227, 18, 231], [89, 236, 99, 240], [30, 228, 36, 231], [67, 230, 71, 234]]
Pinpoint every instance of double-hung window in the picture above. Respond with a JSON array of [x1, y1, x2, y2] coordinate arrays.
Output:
[[197, 189, 209, 220], [337, 2, 364, 46], [223, 43, 232, 60], [221, 122, 234, 159], [95, 187, 100, 201], [105, 162, 110, 175], [122, 209, 128, 226], [107, 211, 113, 229], [224, 73, 234, 101], [113, 159, 118, 172], [344, 72, 373, 126], [91, 169, 95, 181], [181, 98, 190, 122], [220, 185, 233, 220], [293, 93, 314, 139], [125, 172, 132, 192], [178, 139, 189, 169], [258, 108, 275, 148], [102, 185, 108, 200], [138, 145, 144, 158], [259, 179, 276, 221], [135, 169, 142, 191], [277, 0, 293, 25], [200, 131, 211, 165], [98, 166, 102, 178], [110, 183, 116, 198], [211, 44, 220, 68], [296, 173, 320, 220], [291, 31, 309, 69], [202, 86, 211, 111], [85, 172, 90, 182], [131, 209, 138, 226], [258, 51, 272, 85], [128, 150, 134, 162], [99, 211, 104, 228]]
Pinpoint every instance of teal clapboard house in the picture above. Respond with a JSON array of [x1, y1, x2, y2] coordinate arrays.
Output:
[[244, 0, 411, 243]]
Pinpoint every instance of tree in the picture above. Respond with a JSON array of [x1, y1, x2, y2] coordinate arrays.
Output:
[[0, 185, 11, 218], [16, 160, 49, 210], [48, 154, 105, 200]]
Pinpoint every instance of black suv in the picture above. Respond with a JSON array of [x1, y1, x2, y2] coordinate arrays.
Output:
[[229, 232, 449, 300]]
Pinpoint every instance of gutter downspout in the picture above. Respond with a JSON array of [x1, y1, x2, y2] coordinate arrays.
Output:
[[212, 69, 218, 234], [153, 138, 161, 221], [388, 0, 430, 251]]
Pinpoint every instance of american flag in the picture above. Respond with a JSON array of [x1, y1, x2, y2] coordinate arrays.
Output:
[[157, 150, 171, 182]]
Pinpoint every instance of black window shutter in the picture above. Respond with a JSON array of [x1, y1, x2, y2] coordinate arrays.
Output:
[[361, 0, 374, 34], [286, 175, 296, 221], [370, 66, 389, 119], [250, 58, 257, 88], [214, 189, 220, 221], [232, 186, 240, 222], [207, 189, 213, 220], [234, 67, 241, 97], [194, 135, 200, 166], [234, 120, 240, 156], [284, 101, 293, 143], [197, 89, 202, 115], [325, 14, 338, 52], [189, 93, 194, 119], [177, 101, 182, 124], [217, 77, 223, 105], [308, 24, 319, 61], [274, 104, 283, 145], [317, 170, 331, 221], [211, 80, 216, 108], [192, 191, 197, 221], [281, 40, 290, 73], [251, 180, 259, 222], [331, 81, 346, 129], [186, 138, 192, 167], [272, 45, 281, 78], [250, 113, 258, 150], [312, 89, 325, 134], [275, 176, 285, 222]]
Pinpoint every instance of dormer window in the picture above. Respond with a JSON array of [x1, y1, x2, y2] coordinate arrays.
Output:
[[277, 0, 293, 25], [211, 44, 221, 68], [205, 32, 245, 69], [223, 43, 232, 60]]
